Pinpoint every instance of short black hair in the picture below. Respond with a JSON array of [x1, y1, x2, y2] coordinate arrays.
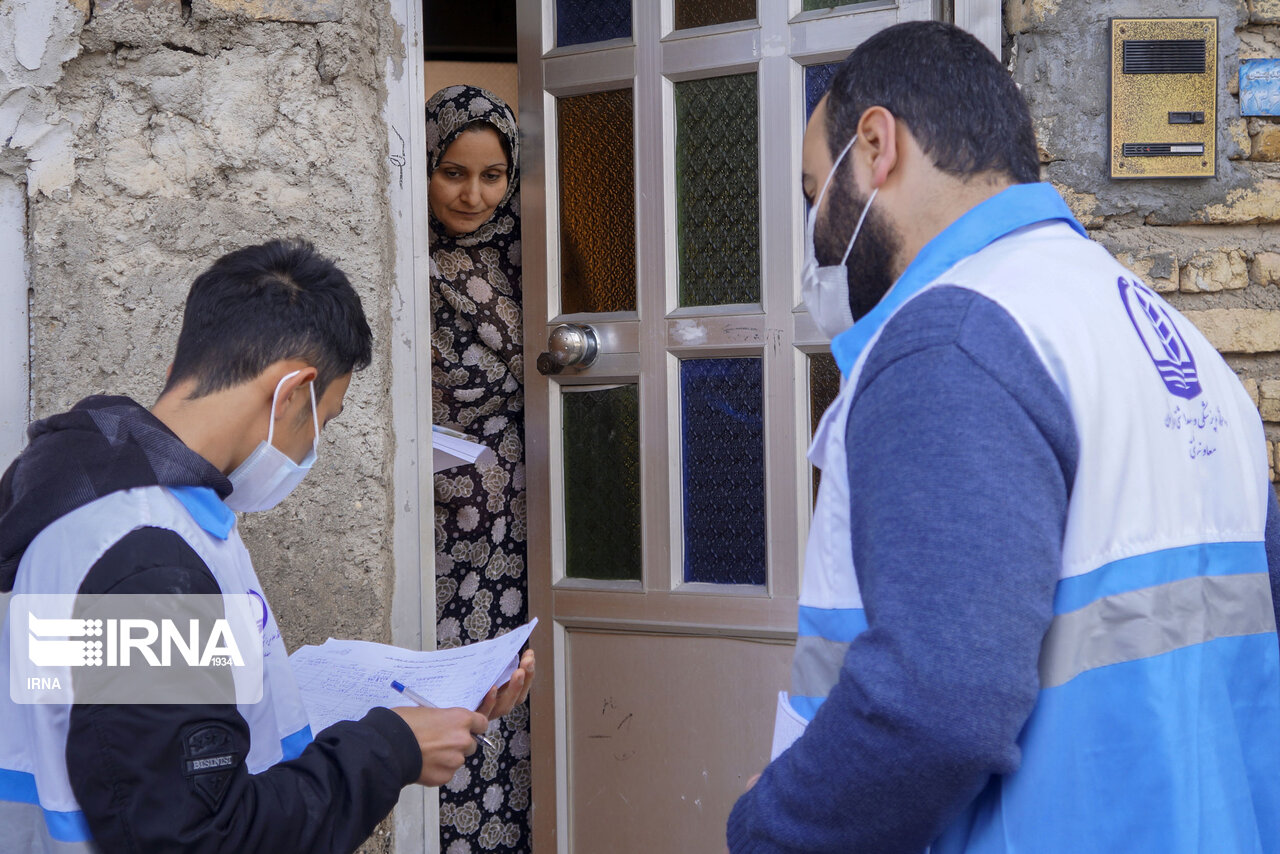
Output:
[[166, 239, 372, 400], [826, 21, 1040, 185]]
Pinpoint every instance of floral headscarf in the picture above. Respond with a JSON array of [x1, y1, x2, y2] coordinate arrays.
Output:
[[425, 84, 521, 248], [425, 81, 523, 422]]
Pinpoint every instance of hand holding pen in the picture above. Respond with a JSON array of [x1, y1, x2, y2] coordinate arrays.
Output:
[[393, 681, 499, 751], [388, 649, 535, 787], [387, 703, 489, 787]]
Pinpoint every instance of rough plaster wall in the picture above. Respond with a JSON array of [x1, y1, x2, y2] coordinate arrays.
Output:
[[8, 0, 404, 660], [1006, 0, 1280, 478], [0, 0, 86, 193]]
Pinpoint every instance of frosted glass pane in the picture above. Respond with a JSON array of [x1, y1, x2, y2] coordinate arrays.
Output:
[[564, 385, 642, 581], [675, 74, 760, 307], [681, 359, 766, 585], [802, 0, 877, 10], [805, 62, 840, 121], [809, 353, 840, 503], [557, 0, 631, 47], [674, 0, 755, 31], [558, 89, 637, 313]]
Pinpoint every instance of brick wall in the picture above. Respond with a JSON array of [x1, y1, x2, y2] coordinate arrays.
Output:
[[1007, 0, 1280, 481]]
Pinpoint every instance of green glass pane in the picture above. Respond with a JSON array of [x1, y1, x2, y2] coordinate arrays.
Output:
[[676, 74, 760, 307], [809, 352, 840, 503], [563, 385, 642, 580], [674, 0, 755, 30], [559, 89, 637, 314]]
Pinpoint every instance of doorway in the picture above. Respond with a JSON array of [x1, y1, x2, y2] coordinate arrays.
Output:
[[420, 5, 533, 854], [515, 1, 946, 851], [424, 1, 520, 117]]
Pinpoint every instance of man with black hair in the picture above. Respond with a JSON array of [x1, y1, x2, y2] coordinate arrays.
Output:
[[728, 21, 1280, 853], [0, 239, 534, 853]]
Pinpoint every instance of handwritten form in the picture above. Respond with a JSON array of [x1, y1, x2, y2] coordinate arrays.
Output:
[[290, 618, 537, 733], [432, 424, 497, 472]]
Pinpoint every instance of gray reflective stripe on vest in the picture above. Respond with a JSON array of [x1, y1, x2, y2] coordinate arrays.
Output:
[[0, 801, 97, 853], [1040, 572, 1277, 690], [791, 634, 851, 699], [793, 573, 1275, 698]]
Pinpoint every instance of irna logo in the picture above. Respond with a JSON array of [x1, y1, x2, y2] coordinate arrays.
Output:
[[26, 613, 245, 669], [10, 594, 263, 705]]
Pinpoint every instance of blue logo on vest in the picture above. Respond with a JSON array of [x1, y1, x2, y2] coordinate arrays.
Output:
[[1118, 277, 1201, 400]]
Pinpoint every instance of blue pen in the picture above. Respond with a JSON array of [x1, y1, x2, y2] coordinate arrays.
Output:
[[391, 680, 498, 751]]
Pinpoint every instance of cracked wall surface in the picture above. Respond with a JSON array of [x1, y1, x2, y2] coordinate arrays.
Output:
[[1007, 0, 1280, 479], [4, 0, 404, 689], [0, 0, 86, 193]]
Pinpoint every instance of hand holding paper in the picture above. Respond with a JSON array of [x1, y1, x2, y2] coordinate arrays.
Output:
[[432, 424, 497, 472], [289, 618, 538, 734], [477, 648, 536, 720], [771, 690, 808, 761]]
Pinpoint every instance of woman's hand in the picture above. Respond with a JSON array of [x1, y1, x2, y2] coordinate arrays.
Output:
[[476, 649, 535, 720]]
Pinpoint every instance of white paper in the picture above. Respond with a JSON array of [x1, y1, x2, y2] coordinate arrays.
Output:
[[290, 618, 537, 733], [770, 690, 809, 761], [432, 425, 497, 473]]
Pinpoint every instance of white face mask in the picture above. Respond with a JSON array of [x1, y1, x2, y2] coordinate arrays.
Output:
[[802, 134, 880, 340], [224, 370, 320, 513]]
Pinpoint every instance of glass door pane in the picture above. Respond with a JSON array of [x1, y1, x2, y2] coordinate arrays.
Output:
[[801, 0, 879, 10], [674, 0, 756, 31], [807, 352, 840, 501], [558, 89, 637, 314], [556, 0, 632, 47], [562, 384, 642, 581], [680, 357, 766, 584], [805, 62, 840, 118], [675, 73, 760, 307]]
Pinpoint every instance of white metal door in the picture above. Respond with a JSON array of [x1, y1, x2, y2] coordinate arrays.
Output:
[[514, 2, 992, 850]]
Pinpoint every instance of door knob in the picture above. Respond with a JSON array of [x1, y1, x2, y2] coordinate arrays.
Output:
[[537, 323, 599, 375]]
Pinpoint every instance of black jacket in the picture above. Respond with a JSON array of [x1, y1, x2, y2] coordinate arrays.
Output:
[[1, 397, 421, 853]]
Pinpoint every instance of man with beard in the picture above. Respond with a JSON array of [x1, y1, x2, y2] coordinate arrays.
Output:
[[727, 21, 1280, 854]]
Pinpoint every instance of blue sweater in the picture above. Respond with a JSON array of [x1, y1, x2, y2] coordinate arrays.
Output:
[[726, 286, 1280, 853]]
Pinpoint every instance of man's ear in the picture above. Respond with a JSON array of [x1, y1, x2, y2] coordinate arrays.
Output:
[[855, 106, 899, 191], [270, 366, 319, 421]]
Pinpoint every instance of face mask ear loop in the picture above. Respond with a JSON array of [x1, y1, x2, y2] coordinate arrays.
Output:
[[308, 381, 320, 457], [840, 186, 879, 266], [266, 369, 303, 450], [812, 134, 858, 229]]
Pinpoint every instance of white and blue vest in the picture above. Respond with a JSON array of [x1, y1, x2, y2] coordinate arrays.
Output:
[[794, 185, 1280, 852], [0, 486, 313, 850]]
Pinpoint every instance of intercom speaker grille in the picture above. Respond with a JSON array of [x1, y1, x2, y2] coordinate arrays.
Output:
[[1122, 39, 1207, 74]]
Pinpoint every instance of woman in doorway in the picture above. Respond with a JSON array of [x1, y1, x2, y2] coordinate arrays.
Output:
[[426, 85, 530, 853]]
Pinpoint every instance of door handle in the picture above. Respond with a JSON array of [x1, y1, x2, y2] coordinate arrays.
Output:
[[537, 323, 600, 375]]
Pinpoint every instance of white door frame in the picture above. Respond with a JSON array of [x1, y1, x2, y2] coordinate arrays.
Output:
[[0, 176, 28, 467], [384, 1, 439, 852], [0, 176, 27, 626], [955, 0, 1003, 56]]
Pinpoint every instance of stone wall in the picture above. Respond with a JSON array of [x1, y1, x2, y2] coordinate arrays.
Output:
[[2, 0, 403, 653], [1006, 0, 1280, 480]]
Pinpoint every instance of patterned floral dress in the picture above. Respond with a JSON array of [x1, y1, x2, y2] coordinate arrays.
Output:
[[426, 85, 530, 854]]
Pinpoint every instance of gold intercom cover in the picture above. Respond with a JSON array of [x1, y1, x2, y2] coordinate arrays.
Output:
[[1110, 18, 1217, 179]]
